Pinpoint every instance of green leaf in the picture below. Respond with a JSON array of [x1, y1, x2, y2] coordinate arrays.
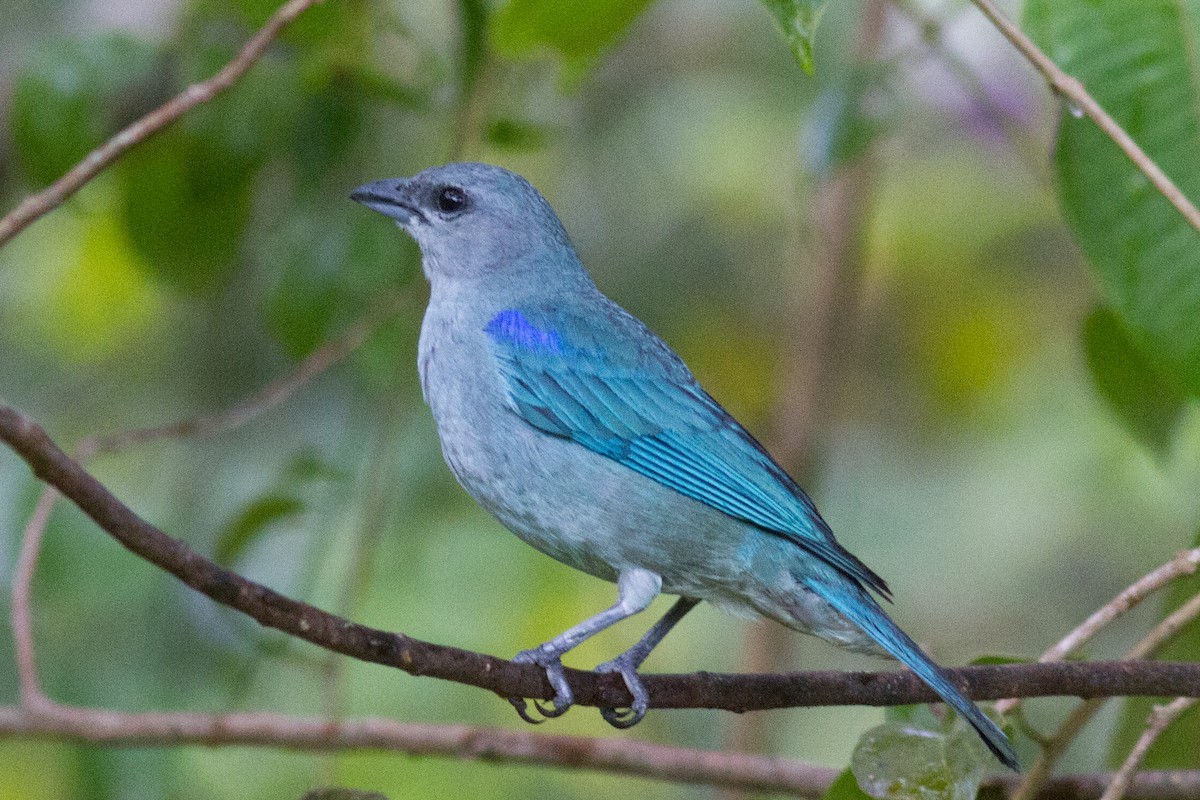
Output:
[[110, 37, 305, 294], [213, 452, 344, 566], [215, 494, 304, 565], [192, 0, 362, 49], [491, 0, 654, 79], [177, 41, 304, 163], [1083, 307, 1188, 453], [11, 33, 160, 185], [851, 721, 987, 800], [884, 704, 919, 724], [759, 0, 829, 74], [1024, 0, 1200, 395], [882, 704, 953, 732], [821, 768, 873, 800], [290, 70, 366, 169], [349, 65, 432, 110], [285, 450, 349, 484]]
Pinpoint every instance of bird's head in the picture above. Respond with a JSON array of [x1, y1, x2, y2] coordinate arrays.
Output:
[[351, 163, 585, 289]]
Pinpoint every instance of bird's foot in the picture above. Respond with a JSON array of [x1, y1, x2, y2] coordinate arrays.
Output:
[[595, 653, 649, 729], [508, 646, 573, 724]]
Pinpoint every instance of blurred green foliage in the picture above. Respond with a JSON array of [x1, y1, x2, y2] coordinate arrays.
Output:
[[1, 0, 1199, 798], [11, 33, 163, 185], [491, 0, 655, 81]]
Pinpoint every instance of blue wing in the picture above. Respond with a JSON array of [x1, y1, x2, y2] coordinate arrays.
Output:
[[484, 305, 891, 599]]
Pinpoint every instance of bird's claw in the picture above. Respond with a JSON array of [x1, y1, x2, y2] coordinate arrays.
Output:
[[600, 704, 643, 728], [508, 696, 545, 724], [595, 653, 649, 729], [508, 647, 574, 723]]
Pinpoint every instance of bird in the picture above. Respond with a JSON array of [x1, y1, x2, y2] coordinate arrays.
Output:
[[350, 162, 1018, 770]]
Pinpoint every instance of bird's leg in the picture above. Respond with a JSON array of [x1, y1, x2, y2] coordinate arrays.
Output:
[[509, 568, 661, 723], [595, 596, 700, 728]]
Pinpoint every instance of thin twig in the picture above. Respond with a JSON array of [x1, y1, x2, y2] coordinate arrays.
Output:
[[0, 0, 327, 249], [0, 704, 1197, 799], [1128, 592, 1200, 661], [1011, 592, 1200, 800], [773, 0, 883, 474], [1044, 552, 1200, 663], [888, 0, 1036, 154], [1014, 700, 1105, 800], [6, 300, 399, 713], [1101, 698, 1199, 800], [996, 548, 1200, 716], [6, 401, 1200, 712], [11, 485, 59, 708], [968, 0, 1200, 232], [80, 294, 405, 458]]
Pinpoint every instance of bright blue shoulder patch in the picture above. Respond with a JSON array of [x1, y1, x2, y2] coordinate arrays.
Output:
[[485, 309, 565, 354]]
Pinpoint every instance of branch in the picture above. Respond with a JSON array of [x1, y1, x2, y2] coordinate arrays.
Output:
[[888, 0, 1036, 158], [12, 485, 58, 706], [0, 0, 326, 249], [9, 299, 399, 712], [1102, 698, 1198, 800], [1011, 591, 1200, 800], [0, 704, 1198, 800], [968, 0, 1200, 233], [0, 704, 835, 797], [4, 402, 1200, 712], [992, 770, 1200, 800], [1043, 553, 1200, 664], [996, 547, 1200, 716]]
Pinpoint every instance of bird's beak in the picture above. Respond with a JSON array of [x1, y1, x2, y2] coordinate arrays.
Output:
[[350, 178, 427, 227]]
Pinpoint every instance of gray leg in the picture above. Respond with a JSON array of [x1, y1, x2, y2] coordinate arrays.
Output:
[[509, 568, 661, 723], [595, 596, 700, 728]]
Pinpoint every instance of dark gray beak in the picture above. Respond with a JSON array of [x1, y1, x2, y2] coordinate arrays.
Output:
[[350, 178, 427, 226]]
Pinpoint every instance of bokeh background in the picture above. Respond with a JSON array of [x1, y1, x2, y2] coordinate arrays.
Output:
[[2, 0, 1198, 796]]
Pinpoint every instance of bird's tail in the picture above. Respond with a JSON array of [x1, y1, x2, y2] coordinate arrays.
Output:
[[807, 581, 1019, 771]]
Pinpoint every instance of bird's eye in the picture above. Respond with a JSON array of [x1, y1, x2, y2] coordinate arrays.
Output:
[[436, 186, 469, 215]]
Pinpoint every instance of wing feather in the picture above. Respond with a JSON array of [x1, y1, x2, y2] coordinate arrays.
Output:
[[485, 306, 891, 599]]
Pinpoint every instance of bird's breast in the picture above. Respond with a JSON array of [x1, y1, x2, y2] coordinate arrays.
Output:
[[414, 300, 776, 599]]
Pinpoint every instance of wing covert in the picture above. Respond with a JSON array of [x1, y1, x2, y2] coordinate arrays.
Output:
[[484, 306, 891, 598]]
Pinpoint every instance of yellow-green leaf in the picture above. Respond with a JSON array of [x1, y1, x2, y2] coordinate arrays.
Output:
[[760, 0, 829, 74]]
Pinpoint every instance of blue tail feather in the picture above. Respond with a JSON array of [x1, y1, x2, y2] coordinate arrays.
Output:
[[808, 581, 1019, 771]]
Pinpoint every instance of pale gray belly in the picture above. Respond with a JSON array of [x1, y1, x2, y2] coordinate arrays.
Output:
[[418, 330, 881, 654], [422, 345, 755, 597]]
